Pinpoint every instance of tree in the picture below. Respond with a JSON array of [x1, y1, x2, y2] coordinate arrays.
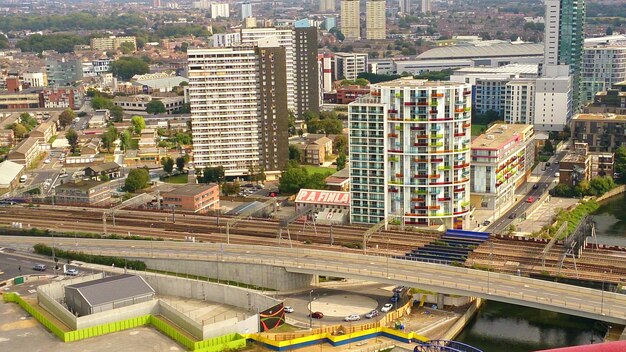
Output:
[[334, 134, 348, 154], [99, 171, 110, 182], [321, 117, 343, 135], [124, 168, 150, 192], [101, 125, 118, 152], [91, 96, 114, 110], [146, 100, 166, 115], [119, 41, 136, 54], [175, 132, 192, 145], [176, 157, 186, 172], [279, 163, 309, 194], [109, 56, 150, 80], [66, 129, 79, 153], [58, 108, 75, 129], [110, 105, 124, 121], [221, 182, 240, 196], [161, 157, 174, 174], [543, 140, 554, 155], [336, 152, 346, 171], [199, 166, 225, 183], [289, 144, 302, 161], [119, 129, 132, 151], [11, 124, 28, 139], [131, 116, 146, 134], [615, 146, 626, 183]]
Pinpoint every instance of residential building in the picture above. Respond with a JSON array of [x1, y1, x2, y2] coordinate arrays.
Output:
[[211, 33, 241, 47], [241, 2, 252, 19], [325, 167, 350, 191], [505, 79, 536, 124], [320, 0, 335, 12], [558, 144, 591, 187], [0, 91, 40, 110], [399, 0, 411, 15], [533, 64, 573, 131], [188, 41, 288, 178], [0, 160, 24, 191], [470, 124, 535, 214], [334, 85, 370, 104], [303, 136, 332, 165], [45, 58, 83, 86], [113, 95, 185, 116], [319, 53, 334, 94], [584, 81, 626, 115], [81, 138, 102, 156], [543, 0, 585, 110], [139, 128, 157, 148], [7, 137, 41, 165], [571, 113, 626, 152], [39, 87, 81, 109], [590, 152, 614, 178], [211, 3, 230, 19], [244, 17, 257, 28], [29, 119, 57, 143], [84, 162, 121, 180], [241, 28, 295, 112], [349, 77, 472, 229], [341, 0, 360, 40], [0, 129, 14, 147], [581, 44, 626, 105], [366, 0, 386, 40], [90, 36, 137, 51], [294, 27, 320, 117], [21, 71, 47, 88], [54, 180, 111, 206], [333, 52, 368, 81], [421, 0, 431, 13], [89, 110, 110, 128], [162, 183, 219, 213]]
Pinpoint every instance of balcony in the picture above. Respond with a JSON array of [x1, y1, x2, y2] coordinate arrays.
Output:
[[429, 110, 438, 114], [415, 133, 428, 138], [388, 188, 399, 193], [387, 133, 399, 138], [389, 117, 402, 121], [411, 126, 426, 131], [430, 133, 443, 139], [453, 187, 465, 192], [430, 181, 453, 186], [430, 101, 438, 107], [414, 142, 428, 147], [432, 93, 444, 98], [455, 101, 464, 106], [463, 90, 471, 96], [429, 142, 443, 147], [431, 157, 443, 162], [395, 173, 404, 177], [438, 197, 451, 201], [414, 174, 428, 179], [411, 197, 426, 202], [404, 102, 416, 106], [417, 101, 429, 106], [462, 123, 471, 128], [454, 162, 470, 169], [454, 132, 466, 137], [437, 165, 451, 171], [413, 158, 429, 163], [454, 108, 465, 113], [388, 109, 398, 113], [389, 156, 399, 162], [464, 107, 471, 112], [428, 174, 441, 179]]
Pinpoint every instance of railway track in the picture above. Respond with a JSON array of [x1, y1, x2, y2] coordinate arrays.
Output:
[[1, 204, 625, 284]]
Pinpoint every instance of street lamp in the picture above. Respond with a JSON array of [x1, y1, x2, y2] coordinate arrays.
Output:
[[309, 290, 314, 330], [601, 271, 606, 315]]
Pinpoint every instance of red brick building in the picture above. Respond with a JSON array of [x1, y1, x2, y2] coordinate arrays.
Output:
[[162, 183, 219, 213], [336, 85, 370, 104], [39, 87, 81, 109]]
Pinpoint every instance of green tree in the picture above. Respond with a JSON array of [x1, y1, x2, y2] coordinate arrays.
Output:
[[146, 100, 166, 115], [321, 117, 343, 135], [289, 144, 302, 161], [543, 140, 554, 155], [199, 166, 225, 183], [336, 152, 346, 171], [119, 129, 132, 151], [222, 182, 240, 196], [161, 157, 174, 174], [176, 157, 185, 172], [131, 115, 146, 134], [19, 113, 37, 130], [66, 128, 79, 153], [119, 41, 136, 54], [91, 96, 114, 109], [334, 134, 348, 154], [307, 173, 327, 189], [100, 171, 110, 182], [614, 146, 626, 183], [11, 124, 28, 139], [175, 132, 192, 145], [58, 108, 75, 129], [124, 168, 150, 192], [101, 125, 118, 152], [109, 56, 149, 80], [279, 162, 309, 194], [110, 105, 124, 121]]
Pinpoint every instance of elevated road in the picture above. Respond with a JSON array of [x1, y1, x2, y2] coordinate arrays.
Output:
[[1, 236, 624, 324]]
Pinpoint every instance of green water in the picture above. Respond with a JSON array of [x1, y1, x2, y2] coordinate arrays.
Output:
[[591, 193, 626, 247], [455, 301, 606, 351]]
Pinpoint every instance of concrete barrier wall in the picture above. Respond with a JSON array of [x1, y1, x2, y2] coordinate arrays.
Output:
[[38, 273, 104, 301], [202, 315, 258, 339], [441, 298, 483, 341], [597, 185, 626, 203], [38, 287, 77, 330], [158, 300, 203, 340], [141, 258, 314, 291], [140, 272, 281, 313], [75, 300, 159, 330], [419, 294, 471, 307]]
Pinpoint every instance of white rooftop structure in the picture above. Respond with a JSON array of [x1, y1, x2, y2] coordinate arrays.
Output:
[[416, 43, 544, 60], [452, 63, 539, 76], [0, 160, 24, 188]]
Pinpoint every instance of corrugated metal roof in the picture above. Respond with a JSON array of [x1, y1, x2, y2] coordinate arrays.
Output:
[[66, 274, 154, 307], [416, 43, 544, 60]]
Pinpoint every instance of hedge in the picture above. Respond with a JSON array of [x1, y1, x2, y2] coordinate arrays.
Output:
[[33, 243, 146, 270]]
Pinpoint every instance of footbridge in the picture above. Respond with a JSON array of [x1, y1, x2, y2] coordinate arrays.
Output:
[[1, 236, 625, 325]]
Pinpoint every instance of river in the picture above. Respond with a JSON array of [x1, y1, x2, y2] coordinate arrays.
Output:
[[456, 301, 607, 351], [590, 193, 626, 247]]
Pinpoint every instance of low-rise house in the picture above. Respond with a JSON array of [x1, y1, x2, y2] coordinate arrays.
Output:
[[559, 143, 592, 187], [29, 119, 57, 143], [161, 183, 219, 213], [54, 180, 111, 206], [303, 136, 332, 165], [89, 109, 110, 128], [7, 137, 40, 165], [83, 162, 121, 180], [139, 128, 157, 148], [81, 137, 102, 156], [325, 167, 350, 191]]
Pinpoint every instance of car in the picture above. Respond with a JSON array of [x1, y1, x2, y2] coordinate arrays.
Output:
[[59, 173, 69, 178], [526, 196, 535, 203], [554, 172, 560, 177], [64, 268, 79, 276], [284, 306, 294, 313], [508, 213, 517, 219], [482, 220, 491, 226], [393, 286, 406, 293], [365, 310, 379, 319], [310, 311, 324, 319], [532, 184, 539, 190], [33, 264, 47, 271], [43, 159, 51, 164], [390, 295, 400, 303], [555, 161, 560, 164], [381, 303, 393, 312], [344, 314, 361, 322], [545, 162, 551, 167]]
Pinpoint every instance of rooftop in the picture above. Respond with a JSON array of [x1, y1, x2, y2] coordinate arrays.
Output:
[[0, 160, 24, 185], [55, 179, 107, 191], [453, 63, 538, 76], [416, 43, 544, 60], [85, 162, 120, 173], [573, 113, 626, 121], [562, 152, 590, 164], [471, 123, 534, 150], [163, 183, 217, 197], [66, 274, 154, 307], [11, 137, 38, 154], [375, 77, 467, 88]]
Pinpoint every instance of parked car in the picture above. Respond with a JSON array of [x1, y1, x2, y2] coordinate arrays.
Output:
[[545, 162, 551, 167], [365, 310, 379, 319], [532, 184, 539, 190], [554, 172, 560, 177], [508, 213, 517, 219], [392, 286, 406, 293], [526, 196, 535, 203], [344, 314, 360, 322], [310, 311, 324, 319], [284, 306, 294, 313], [381, 303, 393, 312], [482, 220, 491, 226], [33, 264, 46, 271], [64, 268, 79, 276]]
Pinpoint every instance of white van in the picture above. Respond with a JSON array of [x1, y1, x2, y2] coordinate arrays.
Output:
[[19, 175, 28, 183]]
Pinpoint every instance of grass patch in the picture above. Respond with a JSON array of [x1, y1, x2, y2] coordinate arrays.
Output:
[[160, 173, 188, 184], [267, 324, 300, 333], [0, 146, 10, 155], [146, 269, 276, 291], [130, 138, 139, 150], [302, 165, 336, 176], [48, 135, 57, 144], [471, 124, 487, 136], [553, 200, 600, 238]]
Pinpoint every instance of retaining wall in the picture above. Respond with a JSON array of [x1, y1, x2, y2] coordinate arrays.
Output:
[[75, 300, 159, 330], [441, 297, 483, 341], [597, 185, 626, 203], [141, 258, 314, 291]]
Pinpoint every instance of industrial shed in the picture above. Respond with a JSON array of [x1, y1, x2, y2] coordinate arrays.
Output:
[[65, 274, 155, 316]]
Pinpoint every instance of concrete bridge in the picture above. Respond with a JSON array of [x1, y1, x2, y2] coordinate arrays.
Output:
[[1, 236, 624, 325]]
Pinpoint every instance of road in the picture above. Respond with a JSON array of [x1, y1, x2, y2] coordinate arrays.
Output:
[[0, 250, 88, 281], [486, 150, 566, 234], [0, 237, 623, 325]]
